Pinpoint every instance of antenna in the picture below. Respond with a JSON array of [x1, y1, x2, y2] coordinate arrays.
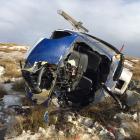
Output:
[[120, 44, 125, 52], [57, 10, 89, 33]]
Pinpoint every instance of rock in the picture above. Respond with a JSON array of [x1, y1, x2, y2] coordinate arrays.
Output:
[[81, 133, 91, 140], [114, 112, 134, 121], [45, 125, 56, 138], [58, 130, 64, 136], [67, 115, 73, 122], [52, 98, 59, 107], [99, 129, 108, 135], [77, 116, 83, 123], [128, 80, 140, 91], [126, 90, 140, 106], [82, 118, 93, 127], [132, 113, 137, 121], [94, 121, 99, 127], [38, 127, 46, 135], [117, 128, 130, 140], [70, 126, 77, 135], [27, 130, 31, 134], [87, 128, 94, 134]]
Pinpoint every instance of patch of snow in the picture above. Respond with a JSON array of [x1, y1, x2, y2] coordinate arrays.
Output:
[[0, 66, 5, 76], [115, 112, 132, 120], [3, 95, 22, 107], [131, 59, 139, 62], [0, 45, 27, 51], [0, 46, 7, 49], [132, 113, 138, 121], [3, 82, 25, 97], [3, 83, 13, 93], [9, 46, 27, 51], [11, 77, 23, 82], [67, 114, 73, 122]]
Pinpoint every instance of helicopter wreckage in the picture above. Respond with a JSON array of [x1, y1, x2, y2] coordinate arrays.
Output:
[[21, 10, 133, 110]]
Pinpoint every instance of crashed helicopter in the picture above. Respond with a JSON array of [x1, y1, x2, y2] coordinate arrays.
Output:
[[21, 10, 133, 109]]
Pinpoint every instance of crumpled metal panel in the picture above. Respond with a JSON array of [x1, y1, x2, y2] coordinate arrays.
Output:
[[26, 35, 77, 66]]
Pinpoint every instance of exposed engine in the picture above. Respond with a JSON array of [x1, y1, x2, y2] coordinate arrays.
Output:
[[22, 62, 56, 103], [22, 50, 92, 107]]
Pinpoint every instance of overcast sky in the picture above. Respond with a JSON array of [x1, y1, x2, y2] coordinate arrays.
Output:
[[0, 0, 140, 57]]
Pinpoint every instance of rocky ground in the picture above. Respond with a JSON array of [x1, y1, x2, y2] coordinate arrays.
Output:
[[0, 44, 140, 140]]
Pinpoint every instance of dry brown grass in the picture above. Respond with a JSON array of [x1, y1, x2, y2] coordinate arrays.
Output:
[[0, 84, 7, 98], [0, 59, 21, 78], [0, 49, 15, 53], [79, 97, 121, 127], [0, 43, 27, 53], [0, 48, 26, 53], [125, 56, 140, 81], [0, 43, 18, 47], [14, 105, 47, 134]]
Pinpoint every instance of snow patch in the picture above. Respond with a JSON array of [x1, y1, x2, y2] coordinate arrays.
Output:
[[3, 95, 22, 108], [0, 66, 5, 76], [131, 59, 139, 63]]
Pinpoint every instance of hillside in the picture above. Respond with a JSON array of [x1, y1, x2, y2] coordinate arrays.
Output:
[[0, 43, 140, 140]]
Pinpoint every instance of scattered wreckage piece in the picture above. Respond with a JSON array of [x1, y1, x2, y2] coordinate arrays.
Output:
[[21, 10, 133, 110], [114, 60, 133, 95]]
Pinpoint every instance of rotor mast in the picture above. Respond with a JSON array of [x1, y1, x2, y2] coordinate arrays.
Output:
[[57, 10, 89, 33]]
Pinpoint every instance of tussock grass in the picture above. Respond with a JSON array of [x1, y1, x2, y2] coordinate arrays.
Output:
[[0, 43, 27, 53], [79, 97, 121, 126], [0, 84, 7, 98], [124, 121, 140, 140], [0, 43, 18, 47], [0, 59, 21, 78], [14, 105, 47, 134]]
